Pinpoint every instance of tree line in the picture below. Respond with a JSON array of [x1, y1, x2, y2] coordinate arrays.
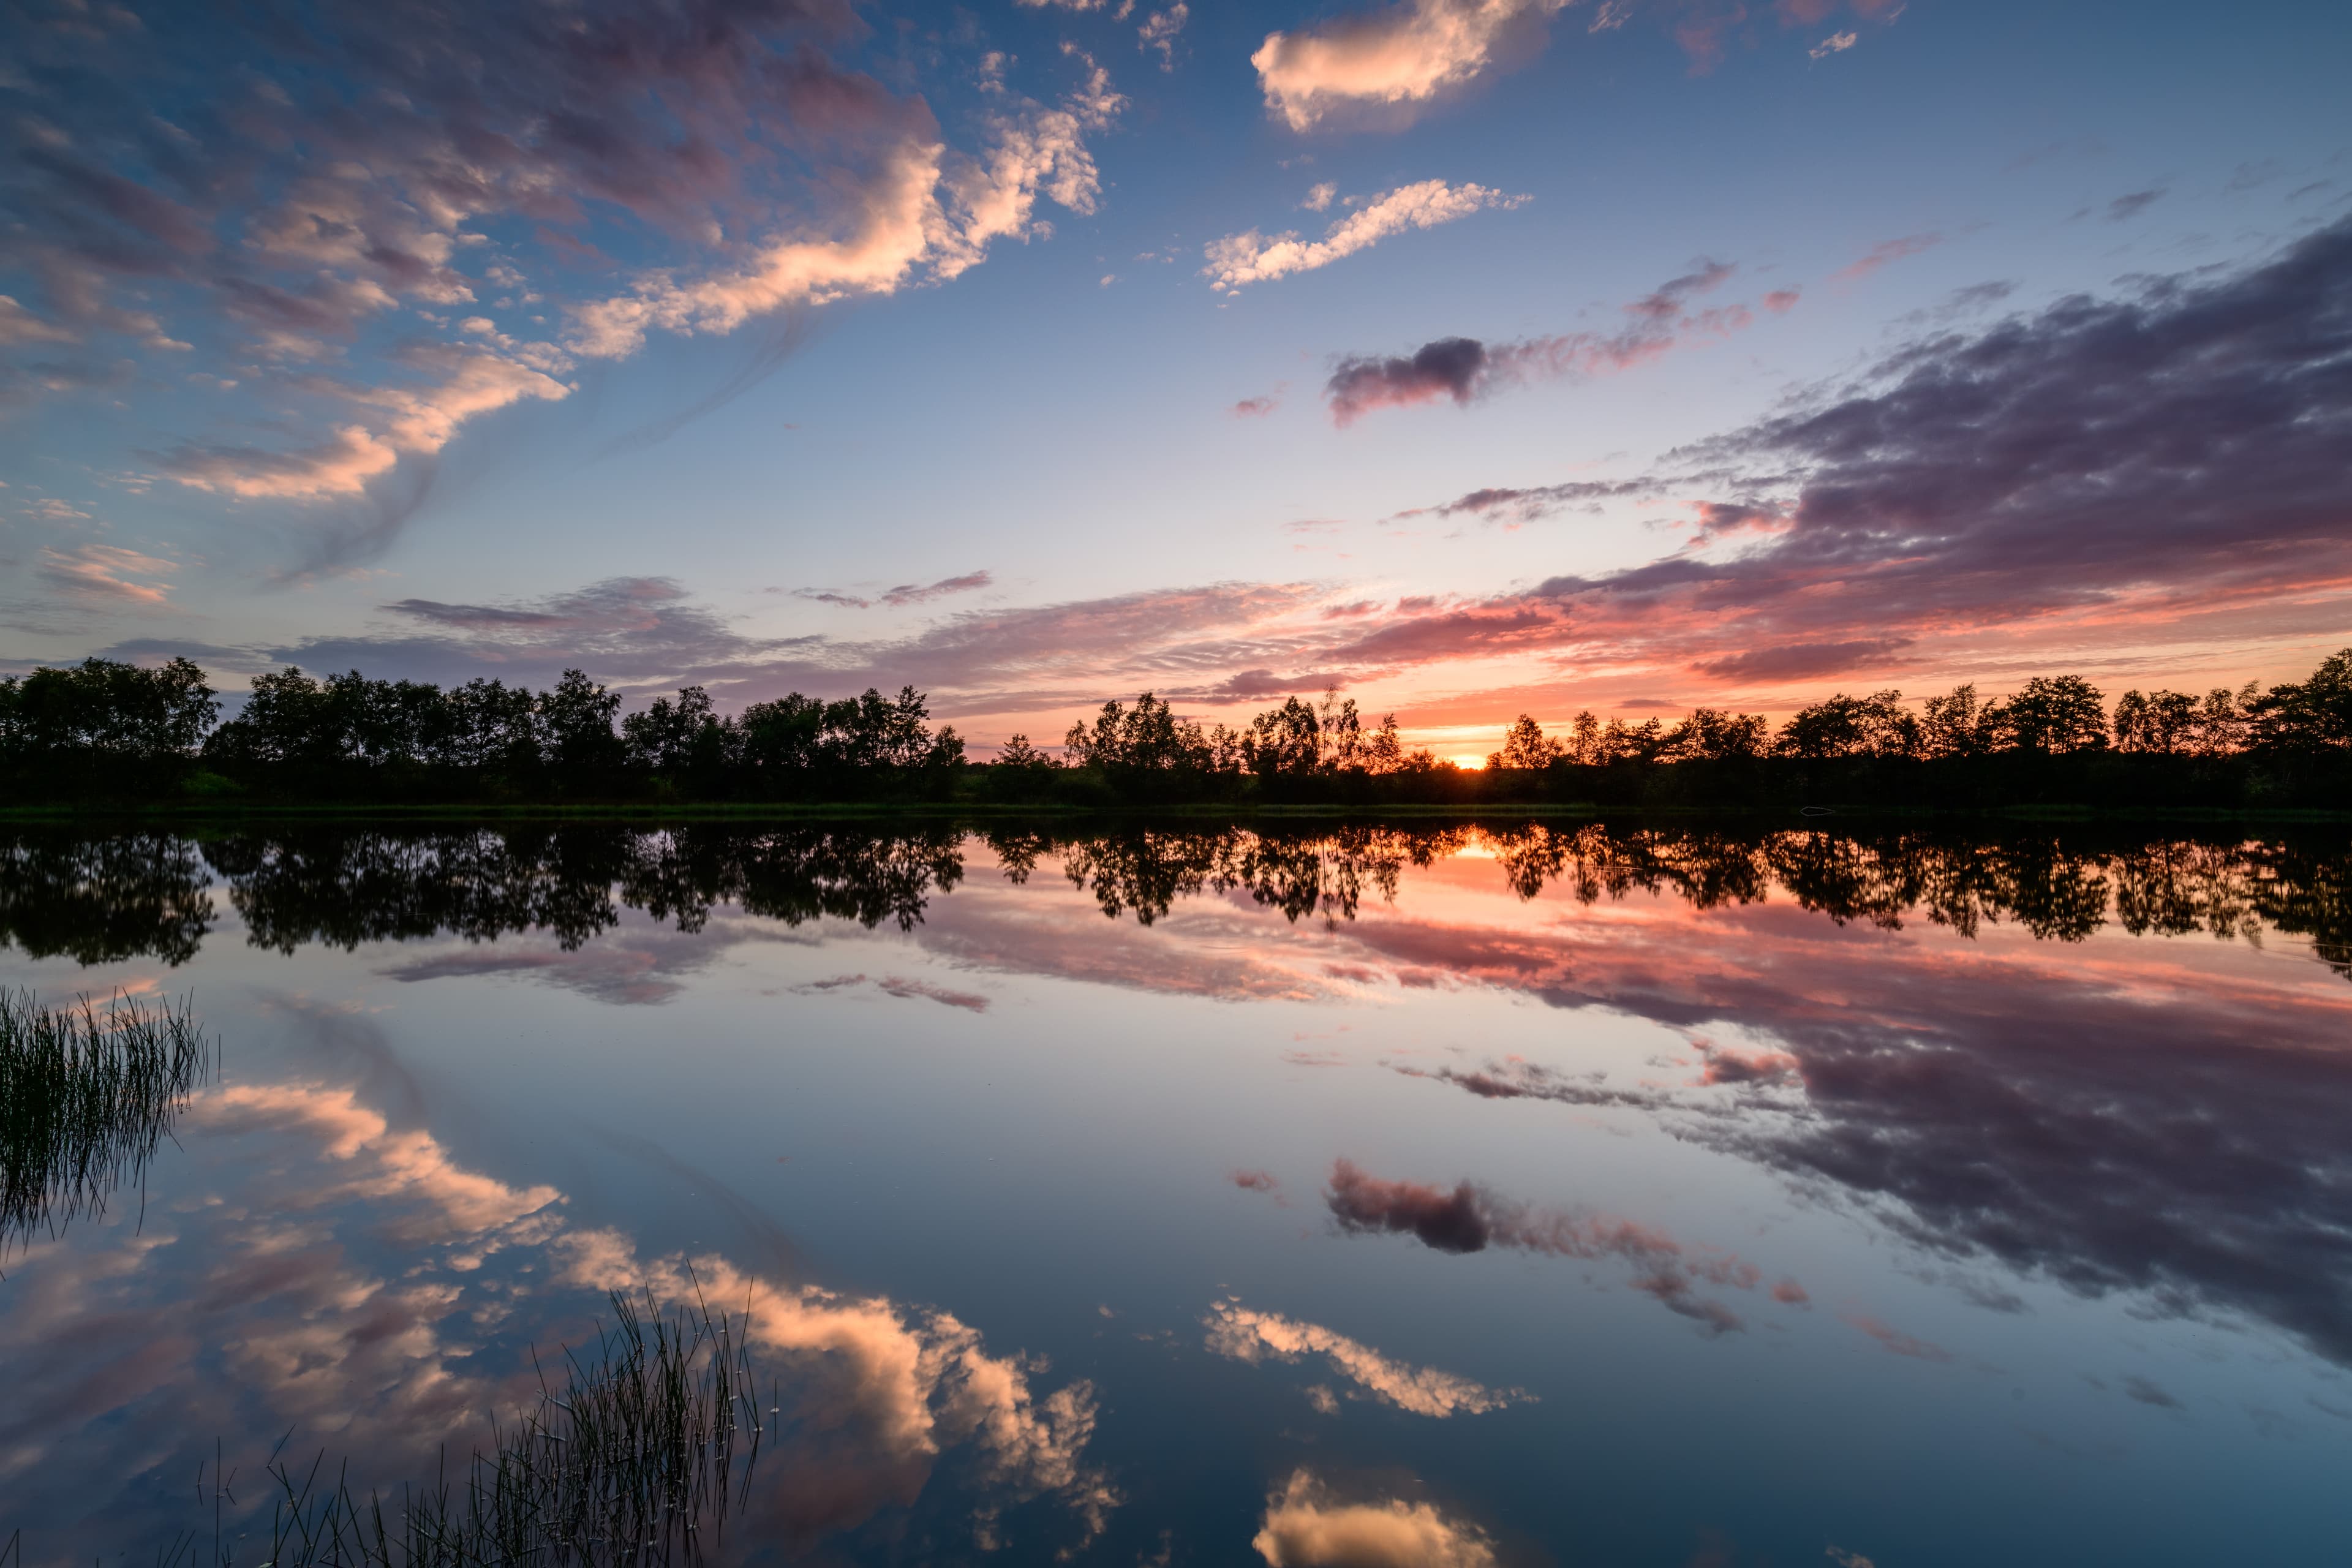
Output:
[[1, 650, 2348, 808]]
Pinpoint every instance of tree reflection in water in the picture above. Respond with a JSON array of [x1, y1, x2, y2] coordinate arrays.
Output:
[[12, 813, 2330, 1373], [2, 820, 2346, 976]]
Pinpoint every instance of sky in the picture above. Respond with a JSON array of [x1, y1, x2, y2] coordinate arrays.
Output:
[[3, 0, 2349, 760]]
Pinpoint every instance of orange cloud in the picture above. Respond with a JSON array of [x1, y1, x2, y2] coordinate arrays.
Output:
[[1253, 0, 1569, 130], [1253, 1470, 1496, 1568]]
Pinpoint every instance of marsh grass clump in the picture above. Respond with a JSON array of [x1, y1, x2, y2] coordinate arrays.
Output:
[[204, 1291, 770, 1568], [0, 987, 213, 1259]]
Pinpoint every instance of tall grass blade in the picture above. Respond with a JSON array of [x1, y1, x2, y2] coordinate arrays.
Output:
[[0, 988, 213, 1264]]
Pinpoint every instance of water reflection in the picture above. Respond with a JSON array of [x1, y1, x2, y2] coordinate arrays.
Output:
[[6, 820, 2345, 973], [0, 1021, 1112, 1557], [2, 818, 2348, 1562]]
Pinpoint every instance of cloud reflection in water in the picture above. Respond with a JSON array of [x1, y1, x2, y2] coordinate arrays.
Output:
[[0, 1063, 1112, 1555]]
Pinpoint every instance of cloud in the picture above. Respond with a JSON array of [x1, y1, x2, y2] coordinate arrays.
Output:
[[1841, 1312, 1953, 1363], [1232, 393, 1283, 418], [1232, 1168, 1282, 1192], [1354, 827, 2352, 1369], [1671, 5, 1748, 74], [1205, 1300, 1529, 1416], [268, 576, 778, 692], [1834, 232, 1942, 281], [0, 1000, 1115, 1555], [2123, 1374, 2182, 1408], [1324, 260, 1749, 423], [221, 215, 2352, 720], [1325, 1159, 1769, 1333], [557, 1230, 1118, 1549], [36, 544, 176, 606], [1252, 0, 1569, 131], [1502, 215, 2352, 682], [1810, 30, 1858, 58], [153, 349, 572, 500], [567, 97, 1109, 360], [1253, 1471, 1496, 1568], [1203, 181, 1527, 292], [1690, 638, 1913, 680], [3, 0, 1119, 563], [885, 571, 994, 608], [2107, 187, 2167, 222], [799, 972, 992, 1011], [0, 295, 76, 346], [1303, 183, 1338, 212], [798, 572, 997, 611], [1139, 4, 1189, 69], [85, 818, 2352, 1386], [1327, 336, 1490, 422]]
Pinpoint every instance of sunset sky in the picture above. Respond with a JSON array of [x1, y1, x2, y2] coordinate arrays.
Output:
[[4, 0, 2348, 758]]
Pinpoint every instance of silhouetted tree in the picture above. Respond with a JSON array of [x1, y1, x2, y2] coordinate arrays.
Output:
[[2250, 649, 2352, 755], [2113, 689, 2200, 754], [1488, 714, 1560, 772], [1243, 696, 1322, 777], [1921, 684, 1992, 758]]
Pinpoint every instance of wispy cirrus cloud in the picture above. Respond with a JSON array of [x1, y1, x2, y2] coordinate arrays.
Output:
[[791, 572, 995, 611], [36, 544, 178, 607], [796, 973, 992, 1011], [1834, 231, 1942, 282], [1202, 180, 1527, 292], [1252, 0, 1571, 132]]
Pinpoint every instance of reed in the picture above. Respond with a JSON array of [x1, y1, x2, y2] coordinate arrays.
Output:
[[195, 1289, 772, 1568], [0, 987, 213, 1259]]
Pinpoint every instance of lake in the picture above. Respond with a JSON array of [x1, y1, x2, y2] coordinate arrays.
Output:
[[2, 818, 2348, 1566]]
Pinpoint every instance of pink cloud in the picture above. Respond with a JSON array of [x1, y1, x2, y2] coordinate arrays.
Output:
[[1834, 232, 1941, 282], [1251, 0, 1570, 131], [1842, 1311, 1954, 1362]]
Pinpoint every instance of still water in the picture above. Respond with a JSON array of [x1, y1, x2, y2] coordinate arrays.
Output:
[[2, 819, 2349, 1565]]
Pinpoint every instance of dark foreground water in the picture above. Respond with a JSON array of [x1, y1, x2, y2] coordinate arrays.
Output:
[[2, 819, 2350, 1566]]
